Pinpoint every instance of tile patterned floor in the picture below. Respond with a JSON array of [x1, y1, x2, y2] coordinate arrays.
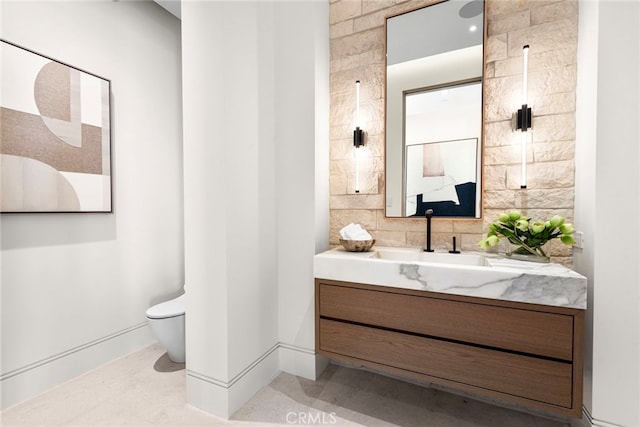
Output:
[[1, 344, 572, 426]]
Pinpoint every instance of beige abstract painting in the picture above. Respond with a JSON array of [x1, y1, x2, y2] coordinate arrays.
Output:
[[1, 40, 111, 213]]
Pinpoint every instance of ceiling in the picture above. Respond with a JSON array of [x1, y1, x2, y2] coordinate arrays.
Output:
[[154, 0, 181, 19], [387, 0, 483, 66]]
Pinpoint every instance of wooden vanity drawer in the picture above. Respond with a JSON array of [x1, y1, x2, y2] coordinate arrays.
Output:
[[318, 282, 574, 361], [319, 319, 573, 409]]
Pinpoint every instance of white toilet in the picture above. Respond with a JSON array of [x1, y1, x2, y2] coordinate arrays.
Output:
[[146, 290, 185, 363]]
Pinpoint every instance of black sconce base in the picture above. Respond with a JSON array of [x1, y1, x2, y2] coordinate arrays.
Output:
[[354, 127, 364, 147], [516, 105, 532, 131]]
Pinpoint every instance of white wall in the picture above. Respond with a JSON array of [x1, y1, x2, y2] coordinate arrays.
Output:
[[575, 1, 640, 426], [182, 0, 329, 418], [574, 0, 598, 418], [275, 0, 329, 378], [182, 3, 276, 415], [0, 0, 183, 410]]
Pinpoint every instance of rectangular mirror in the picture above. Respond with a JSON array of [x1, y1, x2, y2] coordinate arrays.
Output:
[[385, 0, 485, 218]]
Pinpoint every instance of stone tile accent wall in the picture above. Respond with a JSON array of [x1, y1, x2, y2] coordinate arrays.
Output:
[[329, 0, 578, 263]]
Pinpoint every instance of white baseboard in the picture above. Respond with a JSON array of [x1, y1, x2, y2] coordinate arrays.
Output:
[[0, 322, 154, 410], [186, 342, 326, 419], [186, 342, 281, 419], [579, 407, 627, 427], [278, 342, 327, 380]]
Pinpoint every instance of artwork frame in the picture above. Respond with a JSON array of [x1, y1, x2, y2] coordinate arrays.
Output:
[[1, 39, 112, 213]]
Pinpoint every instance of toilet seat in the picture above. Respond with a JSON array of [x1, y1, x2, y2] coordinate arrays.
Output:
[[146, 294, 185, 319]]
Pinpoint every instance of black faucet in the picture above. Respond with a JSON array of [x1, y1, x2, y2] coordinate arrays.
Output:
[[449, 236, 461, 254], [424, 209, 434, 252]]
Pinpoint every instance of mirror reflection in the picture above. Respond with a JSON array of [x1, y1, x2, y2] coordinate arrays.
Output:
[[385, 0, 484, 218]]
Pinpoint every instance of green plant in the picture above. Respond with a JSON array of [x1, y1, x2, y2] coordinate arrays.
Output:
[[478, 210, 575, 260]]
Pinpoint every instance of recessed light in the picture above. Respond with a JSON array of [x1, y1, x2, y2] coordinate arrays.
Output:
[[459, 0, 483, 19], [469, 25, 478, 32]]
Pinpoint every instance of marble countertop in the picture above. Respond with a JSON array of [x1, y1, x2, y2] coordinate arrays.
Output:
[[314, 246, 587, 309]]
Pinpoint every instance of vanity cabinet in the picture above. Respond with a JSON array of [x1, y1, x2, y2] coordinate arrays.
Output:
[[315, 279, 584, 418]]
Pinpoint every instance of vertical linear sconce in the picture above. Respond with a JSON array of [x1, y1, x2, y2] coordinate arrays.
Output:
[[353, 80, 364, 193], [515, 45, 532, 189]]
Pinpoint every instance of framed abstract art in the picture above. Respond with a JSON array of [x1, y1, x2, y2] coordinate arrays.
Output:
[[0, 40, 112, 213]]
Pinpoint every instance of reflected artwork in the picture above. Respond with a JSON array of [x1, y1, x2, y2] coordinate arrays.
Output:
[[405, 138, 478, 217]]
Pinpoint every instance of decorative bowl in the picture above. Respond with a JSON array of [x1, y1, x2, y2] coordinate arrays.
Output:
[[339, 238, 375, 252]]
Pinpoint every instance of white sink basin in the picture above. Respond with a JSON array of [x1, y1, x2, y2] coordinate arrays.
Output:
[[371, 248, 487, 266]]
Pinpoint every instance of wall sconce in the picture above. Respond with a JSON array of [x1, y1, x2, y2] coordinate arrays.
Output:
[[353, 80, 365, 193], [515, 45, 531, 189]]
